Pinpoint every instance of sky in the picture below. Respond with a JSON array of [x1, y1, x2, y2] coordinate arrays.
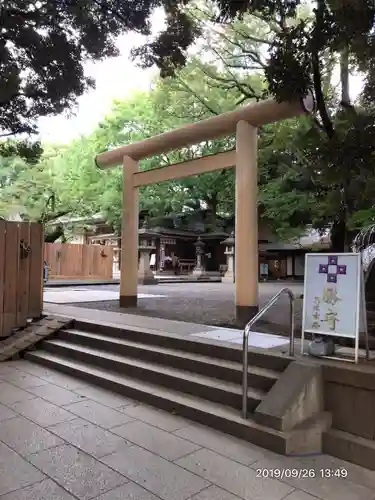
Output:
[[37, 10, 166, 145], [37, 37, 153, 144], [36, 10, 365, 145]]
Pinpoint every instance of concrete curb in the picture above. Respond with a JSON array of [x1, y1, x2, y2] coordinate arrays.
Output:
[[45, 278, 223, 287]]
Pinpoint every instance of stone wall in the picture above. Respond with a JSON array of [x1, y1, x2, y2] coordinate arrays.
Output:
[[323, 363, 375, 439]]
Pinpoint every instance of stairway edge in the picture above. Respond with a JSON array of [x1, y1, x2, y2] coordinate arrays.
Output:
[[52, 333, 281, 378], [39, 340, 265, 398]]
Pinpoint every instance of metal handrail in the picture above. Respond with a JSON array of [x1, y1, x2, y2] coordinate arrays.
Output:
[[242, 287, 295, 418]]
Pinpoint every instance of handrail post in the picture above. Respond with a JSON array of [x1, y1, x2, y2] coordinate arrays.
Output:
[[242, 329, 249, 419], [289, 297, 295, 357], [242, 287, 296, 419]]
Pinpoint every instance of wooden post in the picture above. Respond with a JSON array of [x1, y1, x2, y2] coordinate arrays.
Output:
[[235, 121, 259, 326], [0, 220, 5, 337], [3, 222, 20, 335], [17, 222, 31, 327], [28, 222, 44, 318], [120, 156, 139, 307]]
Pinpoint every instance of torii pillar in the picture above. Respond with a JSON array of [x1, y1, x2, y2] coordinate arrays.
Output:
[[235, 121, 258, 325], [119, 156, 138, 307]]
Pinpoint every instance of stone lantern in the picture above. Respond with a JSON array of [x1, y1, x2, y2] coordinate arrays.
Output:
[[193, 236, 207, 278], [221, 231, 235, 283], [138, 219, 159, 285]]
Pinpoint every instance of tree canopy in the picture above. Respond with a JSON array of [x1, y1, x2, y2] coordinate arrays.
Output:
[[1, 0, 375, 248], [0, 0, 199, 137], [0, 55, 316, 241], [2, 0, 374, 139]]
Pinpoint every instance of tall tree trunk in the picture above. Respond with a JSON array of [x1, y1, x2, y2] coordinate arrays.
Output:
[[340, 44, 350, 106], [322, 52, 336, 97], [330, 218, 347, 253], [331, 43, 351, 253], [206, 194, 218, 231], [312, 0, 335, 139]]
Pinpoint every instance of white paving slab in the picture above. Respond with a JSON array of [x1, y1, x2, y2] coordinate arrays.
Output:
[[191, 329, 240, 342], [230, 333, 289, 348], [192, 329, 289, 349], [43, 290, 167, 303]]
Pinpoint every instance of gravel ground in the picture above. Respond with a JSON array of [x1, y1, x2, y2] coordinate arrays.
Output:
[[67, 282, 304, 332]]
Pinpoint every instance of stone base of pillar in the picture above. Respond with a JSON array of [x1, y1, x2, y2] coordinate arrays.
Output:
[[222, 272, 235, 284], [119, 295, 138, 308], [192, 268, 207, 279], [138, 272, 158, 285], [235, 304, 259, 328]]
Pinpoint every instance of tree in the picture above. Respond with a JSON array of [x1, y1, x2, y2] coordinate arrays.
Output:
[[179, 2, 284, 103], [95, 86, 235, 229], [0, 47, 315, 243], [257, 117, 317, 239], [93, 60, 268, 229], [8, 0, 370, 244], [181, 6, 375, 242], [37, 60, 241, 233], [0, 144, 77, 241], [0, 139, 43, 163], [31, 44, 310, 240], [60, 55, 314, 241], [2, 0, 373, 141], [135, 1, 374, 111], [0, 0, 201, 138], [131, 0, 375, 249]]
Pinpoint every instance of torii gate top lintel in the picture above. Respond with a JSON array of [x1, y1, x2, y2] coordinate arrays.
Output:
[[95, 93, 315, 169]]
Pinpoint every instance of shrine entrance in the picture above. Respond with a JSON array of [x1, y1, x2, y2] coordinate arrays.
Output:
[[95, 94, 314, 326]]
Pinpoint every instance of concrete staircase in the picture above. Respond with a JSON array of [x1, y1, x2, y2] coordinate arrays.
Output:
[[24, 320, 329, 456]]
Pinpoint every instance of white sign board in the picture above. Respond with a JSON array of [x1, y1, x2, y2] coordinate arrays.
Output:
[[302, 253, 366, 341]]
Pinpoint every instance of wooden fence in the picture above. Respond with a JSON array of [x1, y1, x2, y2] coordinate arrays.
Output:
[[0, 221, 44, 338], [44, 243, 113, 281]]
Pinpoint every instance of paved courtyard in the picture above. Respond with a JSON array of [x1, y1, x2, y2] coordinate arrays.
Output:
[[44, 282, 304, 332], [0, 359, 374, 500]]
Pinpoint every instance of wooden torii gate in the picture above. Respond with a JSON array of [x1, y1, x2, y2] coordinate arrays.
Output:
[[95, 94, 314, 326]]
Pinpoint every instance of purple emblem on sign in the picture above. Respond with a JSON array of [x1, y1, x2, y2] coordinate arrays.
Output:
[[318, 256, 347, 283], [337, 265, 347, 275], [328, 256, 338, 266], [327, 274, 337, 283]]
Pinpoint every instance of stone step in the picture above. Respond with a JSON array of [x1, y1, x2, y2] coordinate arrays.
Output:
[[40, 338, 264, 411], [323, 428, 375, 471], [58, 328, 280, 390], [23, 351, 327, 456], [73, 320, 291, 372]]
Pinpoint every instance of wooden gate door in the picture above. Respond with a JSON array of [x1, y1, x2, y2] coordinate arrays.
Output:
[[0, 221, 44, 337]]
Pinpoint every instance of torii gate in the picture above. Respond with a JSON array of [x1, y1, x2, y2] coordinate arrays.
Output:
[[95, 93, 314, 326]]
